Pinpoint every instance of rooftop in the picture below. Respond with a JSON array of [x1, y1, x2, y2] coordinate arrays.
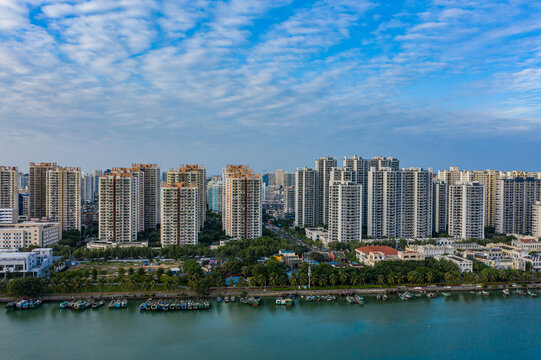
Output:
[[356, 246, 398, 256]]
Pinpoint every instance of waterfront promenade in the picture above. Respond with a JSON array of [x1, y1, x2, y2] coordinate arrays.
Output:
[[2, 282, 540, 302]]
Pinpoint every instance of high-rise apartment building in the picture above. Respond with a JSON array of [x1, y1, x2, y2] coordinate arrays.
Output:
[[222, 165, 262, 239], [370, 156, 400, 171], [0, 166, 19, 214], [448, 181, 485, 239], [344, 156, 369, 227], [81, 171, 94, 203], [315, 156, 337, 225], [98, 168, 144, 242], [401, 168, 433, 238], [328, 180, 362, 242], [167, 165, 206, 229], [283, 172, 295, 188], [46, 167, 81, 231], [461, 169, 500, 228], [262, 173, 276, 186], [532, 201, 541, 239], [29, 162, 57, 218], [495, 177, 541, 235], [284, 186, 295, 215], [160, 183, 198, 246], [330, 167, 355, 183], [276, 169, 284, 188], [207, 179, 223, 212], [367, 168, 403, 238], [295, 167, 318, 227], [433, 179, 448, 233], [133, 164, 161, 230]]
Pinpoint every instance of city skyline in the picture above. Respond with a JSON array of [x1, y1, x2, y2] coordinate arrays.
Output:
[[1, 1, 541, 173]]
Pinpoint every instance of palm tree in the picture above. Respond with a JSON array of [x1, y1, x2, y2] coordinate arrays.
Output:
[[377, 275, 385, 286], [425, 272, 434, 284], [330, 273, 339, 286], [407, 271, 417, 284]]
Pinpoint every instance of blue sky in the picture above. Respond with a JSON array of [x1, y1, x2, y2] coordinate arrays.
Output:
[[0, 0, 540, 174]]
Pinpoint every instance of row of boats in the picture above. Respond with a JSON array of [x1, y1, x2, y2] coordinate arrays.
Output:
[[139, 299, 210, 311], [216, 296, 261, 306], [503, 288, 538, 297], [306, 295, 336, 302], [59, 299, 106, 310], [5, 299, 42, 310]]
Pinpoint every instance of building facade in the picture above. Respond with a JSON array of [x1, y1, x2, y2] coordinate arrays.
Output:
[[160, 183, 198, 246], [46, 167, 81, 230], [207, 179, 223, 212], [0, 166, 19, 215], [167, 165, 206, 229], [433, 179, 448, 233], [327, 180, 362, 242], [133, 164, 161, 230], [29, 162, 57, 219], [222, 165, 262, 239], [495, 177, 541, 235], [98, 168, 144, 242], [448, 181, 485, 239], [0, 221, 61, 248], [295, 167, 318, 227], [315, 156, 337, 225]]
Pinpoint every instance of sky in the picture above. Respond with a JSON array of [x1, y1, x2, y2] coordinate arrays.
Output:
[[0, 0, 540, 175]]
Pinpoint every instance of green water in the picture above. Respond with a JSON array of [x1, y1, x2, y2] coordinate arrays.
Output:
[[1, 293, 539, 359]]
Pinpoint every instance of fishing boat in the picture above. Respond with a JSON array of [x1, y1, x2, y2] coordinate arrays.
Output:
[[503, 289, 511, 296], [5, 301, 17, 310], [239, 297, 247, 304], [108, 300, 116, 309], [427, 293, 437, 299], [527, 290, 538, 297], [275, 297, 285, 305], [382, 294, 388, 301], [516, 289, 526, 296], [224, 296, 230, 303], [93, 299, 105, 308], [252, 297, 260, 307], [354, 295, 365, 305], [346, 295, 356, 304], [230, 296, 236, 303], [306, 295, 316, 302], [121, 299, 128, 308], [216, 297, 222, 303], [441, 292, 451, 297], [482, 291, 490, 296]]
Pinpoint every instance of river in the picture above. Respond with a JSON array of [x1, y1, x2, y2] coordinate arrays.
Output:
[[1, 292, 539, 359]]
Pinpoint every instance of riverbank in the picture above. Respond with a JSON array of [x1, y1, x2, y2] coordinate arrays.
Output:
[[1, 281, 540, 302]]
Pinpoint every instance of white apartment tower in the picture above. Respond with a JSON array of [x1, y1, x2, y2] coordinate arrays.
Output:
[[433, 179, 448, 233], [29, 162, 57, 218], [167, 165, 206, 229], [343, 156, 369, 227], [315, 156, 337, 225], [295, 167, 318, 227], [402, 168, 433, 238], [0, 166, 19, 214], [448, 181, 485, 239], [368, 168, 403, 238], [133, 164, 161, 230], [207, 179, 223, 213], [284, 186, 295, 215], [495, 177, 541, 235], [222, 165, 262, 239], [46, 167, 81, 231], [532, 201, 541, 239], [328, 180, 362, 242], [160, 183, 198, 246], [98, 168, 145, 242]]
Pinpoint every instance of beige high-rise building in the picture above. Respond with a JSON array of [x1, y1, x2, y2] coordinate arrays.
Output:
[[133, 164, 160, 230], [368, 168, 403, 238], [98, 168, 144, 242], [448, 181, 485, 239], [432, 179, 447, 233], [222, 165, 262, 239], [284, 186, 295, 215], [0, 166, 19, 214], [328, 180, 362, 242], [532, 201, 541, 239], [46, 167, 81, 230], [29, 162, 57, 219], [402, 168, 433, 238], [160, 183, 198, 246], [315, 156, 337, 225], [167, 165, 206, 229], [276, 169, 285, 188], [438, 166, 461, 186], [461, 169, 500, 228]]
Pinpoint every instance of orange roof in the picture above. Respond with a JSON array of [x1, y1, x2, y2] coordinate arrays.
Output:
[[520, 239, 537, 243], [356, 246, 398, 256]]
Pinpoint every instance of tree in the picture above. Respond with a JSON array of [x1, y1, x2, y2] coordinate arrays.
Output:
[[7, 277, 45, 297]]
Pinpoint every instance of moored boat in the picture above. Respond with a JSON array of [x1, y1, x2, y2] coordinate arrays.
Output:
[[527, 290, 538, 297], [503, 289, 511, 296]]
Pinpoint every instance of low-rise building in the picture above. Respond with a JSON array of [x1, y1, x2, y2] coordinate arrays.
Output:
[[305, 228, 328, 244], [86, 241, 148, 250], [0, 221, 61, 248], [452, 242, 483, 250], [406, 244, 455, 257], [441, 255, 473, 272], [0, 248, 53, 277], [398, 251, 425, 261], [0, 208, 18, 224], [513, 254, 541, 271], [355, 246, 399, 266], [511, 238, 541, 252]]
